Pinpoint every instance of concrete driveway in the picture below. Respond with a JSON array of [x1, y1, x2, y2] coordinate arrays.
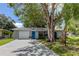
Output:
[[0, 39, 58, 56]]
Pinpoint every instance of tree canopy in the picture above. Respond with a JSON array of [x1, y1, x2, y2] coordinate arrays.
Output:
[[0, 14, 16, 30], [8, 3, 46, 28]]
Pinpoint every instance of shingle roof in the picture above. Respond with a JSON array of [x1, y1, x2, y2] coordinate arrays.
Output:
[[12, 27, 63, 31]]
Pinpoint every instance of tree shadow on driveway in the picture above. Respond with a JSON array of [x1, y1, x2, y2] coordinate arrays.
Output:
[[12, 41, 58, 56]]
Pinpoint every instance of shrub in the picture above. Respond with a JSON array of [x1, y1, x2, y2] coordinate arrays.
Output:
[[2, 30, 13, 38], [3, 30, 13, 35]]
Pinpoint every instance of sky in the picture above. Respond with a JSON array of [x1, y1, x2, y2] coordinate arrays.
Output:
[[0, 3, 23, 28]]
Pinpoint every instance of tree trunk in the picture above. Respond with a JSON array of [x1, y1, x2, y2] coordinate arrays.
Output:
[[61, 25, 67, 46], [47, 16, 51, 42], [47, 15, 55, 42], [50, 19, 55, 42], [50, 3, 56, 42], [47, 16, 55, 42], [41, 3, 56, 42], [47, 23, 51, 42]]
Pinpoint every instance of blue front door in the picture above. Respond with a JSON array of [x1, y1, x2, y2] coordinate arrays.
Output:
[[32, 31, 35, 39]]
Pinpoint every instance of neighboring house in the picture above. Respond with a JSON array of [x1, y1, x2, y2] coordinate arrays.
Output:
[[12, 28, 62, 39], [0, 29, 12, 39]]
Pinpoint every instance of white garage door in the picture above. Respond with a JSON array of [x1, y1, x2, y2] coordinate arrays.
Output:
[[19, 31, 30, 39]]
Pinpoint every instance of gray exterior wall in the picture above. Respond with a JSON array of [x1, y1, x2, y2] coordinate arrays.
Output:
[[12, 31, 19, 39], [12, 30, 62, 39], [12, 30, 32, 39]]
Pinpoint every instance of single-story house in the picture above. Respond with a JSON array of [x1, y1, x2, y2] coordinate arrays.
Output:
[[12, 28, 47, 39], [12, 28, 62, 39]]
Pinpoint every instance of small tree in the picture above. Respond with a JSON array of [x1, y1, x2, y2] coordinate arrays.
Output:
[[61, 3, 79, 46]]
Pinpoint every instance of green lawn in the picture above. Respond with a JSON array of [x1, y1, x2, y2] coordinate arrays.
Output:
[[39, 36, 79, 56], [0, 38, 14, 46]]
